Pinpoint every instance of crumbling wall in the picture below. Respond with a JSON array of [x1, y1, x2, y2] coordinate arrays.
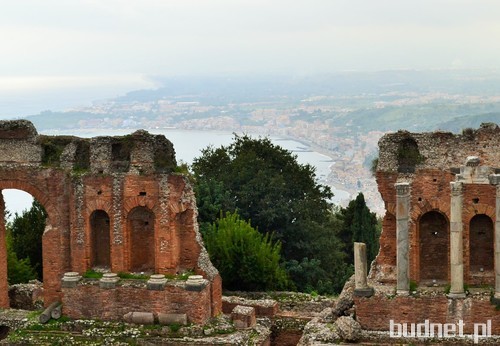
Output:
[[371, 123, 500, 285], [0, 120, 221, 322]]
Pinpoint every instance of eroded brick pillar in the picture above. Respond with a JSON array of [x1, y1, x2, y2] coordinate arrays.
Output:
[[492, 176, 500, 301], [0, 191, 9, 308], [395, 182, 410, 295], [449, 181, 465, 298]]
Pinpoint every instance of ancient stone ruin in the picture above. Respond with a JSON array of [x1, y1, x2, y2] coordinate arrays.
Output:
[[0, 120, 221, 324], [356, 123, 500, 334]]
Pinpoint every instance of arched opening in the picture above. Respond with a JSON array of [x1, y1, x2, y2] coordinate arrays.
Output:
[[397, 137, 422, 173], [469, 214, 494, 273], [128, 206, 155, 273], [90, 210, 111, 269], [2, 189, 46, 283], [419, 211, 449, 284]]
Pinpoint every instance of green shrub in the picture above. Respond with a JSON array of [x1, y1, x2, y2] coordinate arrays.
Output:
[[204, 211, 289, 291], [7, 229, 37, 284]]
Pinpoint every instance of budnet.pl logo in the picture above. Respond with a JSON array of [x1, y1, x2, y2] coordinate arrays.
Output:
[[390, 319, 492, 344]]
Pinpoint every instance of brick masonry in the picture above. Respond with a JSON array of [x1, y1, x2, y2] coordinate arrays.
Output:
[[355, 294, 500, 334], [0, 120, 222, 322], [62, 280, 212, 324], [362, 123, 500, 332]]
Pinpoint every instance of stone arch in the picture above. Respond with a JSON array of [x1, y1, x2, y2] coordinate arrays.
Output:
[[123, 197, 157, 215], [127, 206, 155, 273], [0, 179, 64, 308], [0, 180, 59, 225], [469, 214, 494, 273], [418, 210, 449, 284], [90, 210, 111, 269], [397, 136, 422, 173]]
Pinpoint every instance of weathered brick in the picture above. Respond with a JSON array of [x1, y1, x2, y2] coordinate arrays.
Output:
[[0, 120, 221, 322]]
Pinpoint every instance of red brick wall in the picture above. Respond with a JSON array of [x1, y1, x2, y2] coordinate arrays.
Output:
[[418, 211, 449, 283], [62, 281, 212, 324], [355, 294, 500, 334], [372, 169, 497, 286], [128, 207, 155, 272]]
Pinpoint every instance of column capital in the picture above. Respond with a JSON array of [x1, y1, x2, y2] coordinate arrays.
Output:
[[395, 182, 410, 196], [450, 181, 464, 196], [489, 174, 500, 186]]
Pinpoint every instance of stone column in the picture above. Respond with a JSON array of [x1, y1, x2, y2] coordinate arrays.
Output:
[[396, 182, 410, 295], [490, 175, 500, 301], [449, 181, 465, 298], [354, 242, 374, 297], [0, 191, 8, 308]]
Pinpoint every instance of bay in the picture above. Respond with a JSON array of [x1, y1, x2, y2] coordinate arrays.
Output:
[[3, 128, 350, 217]]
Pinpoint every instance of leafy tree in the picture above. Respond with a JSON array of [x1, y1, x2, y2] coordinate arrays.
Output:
[[192, 134, 333, 259], [6, 228, 37, 284], [9, 200, 47, 280], [192, 135, 350, 293], [204, 212, 289, 291], [338, 193, 379, 267]]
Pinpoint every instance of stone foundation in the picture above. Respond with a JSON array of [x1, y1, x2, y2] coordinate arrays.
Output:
[[355, 290, 500, 334], [62, 279, 213, 324]]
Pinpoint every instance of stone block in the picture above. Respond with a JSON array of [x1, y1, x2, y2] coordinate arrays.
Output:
[[123, 312, 155, 325], [185, 275, 208, 292], [158, 313, 188, 326], [231, 305, 256, 329]]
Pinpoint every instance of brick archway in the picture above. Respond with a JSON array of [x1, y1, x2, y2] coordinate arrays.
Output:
[[469, 214, 494, 272], [0, 173, 70, 309], [417, 210, 450, 284], [127, 206, 155, 273], [90, 210, 111, 269]]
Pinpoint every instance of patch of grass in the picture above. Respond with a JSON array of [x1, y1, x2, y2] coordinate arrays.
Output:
[[164, 270, 195, 281], [82, 269, 103, 279], [409, 280, 418, 292], [117, 272, 150, 280]]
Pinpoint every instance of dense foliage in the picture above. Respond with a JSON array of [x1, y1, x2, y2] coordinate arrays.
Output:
[[204, 212, 289, 291], [7, 200, 47, 281], [338, 193, 380, 267], [6, 228, 37, 284], [192, 135, 376, 294]]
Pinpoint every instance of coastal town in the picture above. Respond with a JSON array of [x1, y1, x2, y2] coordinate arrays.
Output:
[[28, 78, 500, 216]]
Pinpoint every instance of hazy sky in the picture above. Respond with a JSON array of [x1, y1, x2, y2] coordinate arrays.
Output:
[[1, 0, 500, 92]]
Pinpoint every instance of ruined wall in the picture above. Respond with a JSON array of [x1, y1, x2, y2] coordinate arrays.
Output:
[[0, 120, 222, 322], [62, 280, 212, 324], [370, 123, 500, 285], [355, 294, 500, 334]]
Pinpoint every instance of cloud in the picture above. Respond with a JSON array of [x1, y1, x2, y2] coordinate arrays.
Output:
[[0, 0, 499, 78]]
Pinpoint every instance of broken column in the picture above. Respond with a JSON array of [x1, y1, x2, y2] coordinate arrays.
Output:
[[353, 242, 374, 297], [395, 182, 410, 295], [490, 174, 500, 302], [61, 272, 82, 288], [99, 273, 120, 289], [448, 181, 465, 298]]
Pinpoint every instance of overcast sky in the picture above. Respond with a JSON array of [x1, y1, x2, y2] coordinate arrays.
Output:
[[1, 0, 500, 92]]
